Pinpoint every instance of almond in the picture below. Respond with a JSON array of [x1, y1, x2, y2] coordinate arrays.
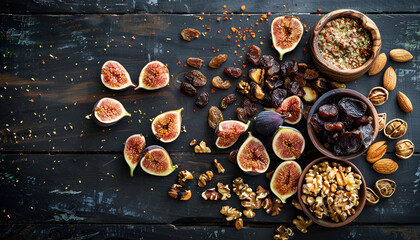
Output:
[[383, 66, 396, 90], [368, 53, 387, 76], [397, 91, 413, 113], [373, 159, 398, 174], [366, 141, 387, 163], [390, 49, 413, 62]]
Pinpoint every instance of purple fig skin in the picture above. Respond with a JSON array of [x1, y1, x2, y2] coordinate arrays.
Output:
[[255, 111, 289, 136], [92, 98, 131, 127], [140, 145, 178, 176]]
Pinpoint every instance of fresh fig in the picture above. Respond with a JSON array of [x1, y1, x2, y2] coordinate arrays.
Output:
[[270, 161, 302, 203], [93, 97, 131, 126], [135, 61, 169, 90], [140, 145, 178, 176], [101, 60, 135, 90], [124, 134, 146, 176], [271, 16, 303, 61], [215, 120, 250, 149], [255, 111, 288, 136], [272, 126, 305, 160], [151, 108, 183, 143], [275, 95, 303, 125], [237, 132, 270, 174]]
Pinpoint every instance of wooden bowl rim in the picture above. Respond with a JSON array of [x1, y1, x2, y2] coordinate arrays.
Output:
[[310, 9, 381, 75], [297, 156, 367, 228], [306, 89, 379, 160]]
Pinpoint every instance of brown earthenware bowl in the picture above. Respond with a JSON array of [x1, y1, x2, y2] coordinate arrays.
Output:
[[297, 156, 367, 228], [307, 89, 378, 160], [309, 9, 381, 82]]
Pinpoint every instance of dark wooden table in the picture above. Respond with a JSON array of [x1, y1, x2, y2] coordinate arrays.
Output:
[[1, 1, 419, 239]]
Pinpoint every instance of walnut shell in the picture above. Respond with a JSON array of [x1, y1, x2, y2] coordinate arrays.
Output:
[[368, 86, 389, 106], [384, 119, 407, 139], [366, 187, 380, 206], [395, 139, 414, 160], [377, 113, 387, 131], [374, 179, 396, 198]]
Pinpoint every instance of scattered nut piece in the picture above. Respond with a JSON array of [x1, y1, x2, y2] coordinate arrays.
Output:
[[232, 177, 253, 200], [372, 158, 398, 174], [202, 188, 222, 200], [273, 225, 294, 240], [189, 139, 197, 146], [397, 91, 413, 113], [374, 179, 396, 198], [395, 139, 414, 160], [236, 80, 251, 95], [390, 49, 413, 62], [178, 170, 193, 186], [378, 113, 387, 131], [384, 118, 407, 139], [235, 218, 243, 230], [368, 52, 387, 76], [214, 159, 225, 173], [194, 141, 211, 153], [366, 187, 380, 206], [220, 205, 242, 221], [368, 86, 388, 106], [168, 184, 191, 200], [366, 141, 387, 163], [292, 215, 312, 234], [249, 68, 263, 84], [292, 199, 303, 211], [217, 182, 231, 200], [198, 171, 213, 187], [271, 198, 283, 216], [243, 208, 256, 218], [262, 198, 273, 215]]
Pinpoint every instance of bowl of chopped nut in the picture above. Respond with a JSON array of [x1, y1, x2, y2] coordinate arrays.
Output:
[[297, 156, 367, 228]]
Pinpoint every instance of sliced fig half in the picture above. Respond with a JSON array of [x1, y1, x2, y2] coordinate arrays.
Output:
[[237, 132, 270, 174], [270, 161, 302, 203], [135, 61, 169, 90], [140, 145, 178, 176], [151, 108, 183, 143], [101, 60, 135, 90], [124, 134, 146, 176], [255, 111, 288, 136], [215, 120, 250, 149], [272, 126, 305, 160], [274, 95, 302, 125], [93, 97, 131, 126], [271, 16, 303, 61]]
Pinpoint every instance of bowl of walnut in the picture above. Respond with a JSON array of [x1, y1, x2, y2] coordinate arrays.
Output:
[[297, 156, 367, 228]]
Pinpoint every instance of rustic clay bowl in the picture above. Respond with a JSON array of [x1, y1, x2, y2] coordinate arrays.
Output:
[[297, 156, 367, 228], [309, 9, 381, 82], [307, 89, 379, 161]]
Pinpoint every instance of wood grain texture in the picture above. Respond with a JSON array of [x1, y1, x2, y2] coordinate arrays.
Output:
[[0, 0, 419, 14], [1, 153, 419, 224], [0, 14, 419, 153], [1, 223, 420, 240]]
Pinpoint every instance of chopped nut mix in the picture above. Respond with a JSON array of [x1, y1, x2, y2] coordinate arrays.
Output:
[[198, 171, 213, 187], [214, 159, 225, 173], [178, 170, 193, 186]]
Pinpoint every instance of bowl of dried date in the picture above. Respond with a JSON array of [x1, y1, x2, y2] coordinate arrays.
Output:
[[307, 88, 379, 160], [297, 156, 367, 228], [309, 9, 381, 82]]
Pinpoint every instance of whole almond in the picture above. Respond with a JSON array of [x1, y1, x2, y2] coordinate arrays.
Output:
[[368, 53, 387, 76], [397, 91, 413, 113], [373, 159, 398, 174], [383, 66, 396, 90], [390, 49, 413, 62], [366, 141, 387, 163]]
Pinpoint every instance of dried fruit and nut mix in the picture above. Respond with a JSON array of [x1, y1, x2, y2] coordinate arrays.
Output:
[[301, 161, 362, 222]]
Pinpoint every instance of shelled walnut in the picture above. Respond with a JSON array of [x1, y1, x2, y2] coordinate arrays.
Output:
[[217, 182, 231, 200], [198, 171, 213, 187], [273, 225, 294, 240], [178, 170, 193, 186], [292, 199, 303, 211], [202, 188, 222, 200], [236, 80, 251, 95], [232, 177, 253, 200], [168, 184, 191, 200], [235, 218, 243, 230], [262, 198, 283, 216], [292, 215, 312, 233], [194, 141, 211, 153], [220, 205, 242, 221], [214, 159, 225, 173]]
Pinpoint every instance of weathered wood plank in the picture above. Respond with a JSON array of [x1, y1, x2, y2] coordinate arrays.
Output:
[[0, 0, 419, 14], [1, 153, 419, 224], [1, 223, 420, 240], [1, 14, 419, 152]]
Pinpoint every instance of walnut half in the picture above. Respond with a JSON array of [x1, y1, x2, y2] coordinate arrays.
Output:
[[217, 182, 231, 200], [202, 188, 222, 200], [197, 171, 213, 187], [220, 205, 242, 221], [168, 184, 191, 201], [178, 170, 193, 186], [292, 215, 313, 234], [214, 159, 225, 173], [273, 225, 294, 240]]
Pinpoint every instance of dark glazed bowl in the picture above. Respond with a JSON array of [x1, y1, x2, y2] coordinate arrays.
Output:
[[309, 9, 381, 82], [297, 156, 367, 228], [307, 89, 378, 160]]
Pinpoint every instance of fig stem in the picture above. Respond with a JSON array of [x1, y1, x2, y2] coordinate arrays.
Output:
[[130, 167, 135, 177]]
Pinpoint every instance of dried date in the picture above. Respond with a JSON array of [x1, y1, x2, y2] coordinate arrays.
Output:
[[248, 45, 261, 65], [265, 75, 283, 90], [181, 28, 200, 41], [220, 94, 237, 110], [287, 81, 304, 97], [271, 88, 287, 108], [187, 57, 203, 68], [294, 73, 306, 87], [310, 113, 324, 134], [185, 70, 207, 87], [241, 97, 258, 116], [353, 116, 373, 127], [358, 124, 374, 148], [224, 67, 243, 79], [212, 76, 231, 89], [318, 104, 339, 118], [236, 107, 248, 122], [209, 54, 228, 69], [303, 68, 319, 80], [266, 61, 280, 78], [280, 60, 298, 76], [195, 92, 209, 108], [180, 82, 198, 97], [259, 55, 277, 69], [208, 106, 224, 129], [333, 130, 362, 156], [324, 122, 345, 132], [338, 97, 367, 118]]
